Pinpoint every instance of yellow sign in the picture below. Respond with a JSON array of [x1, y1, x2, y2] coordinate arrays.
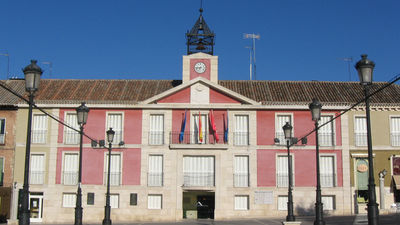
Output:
[[357, 164, 368, 172]]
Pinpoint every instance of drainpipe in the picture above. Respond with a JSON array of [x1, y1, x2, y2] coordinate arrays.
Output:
[[379, 169, 387, 210]]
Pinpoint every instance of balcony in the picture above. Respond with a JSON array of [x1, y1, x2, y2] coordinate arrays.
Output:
[[30, 171, 44, 184], [104, 172, 121, 186], [391, 133, 400, 146], [169, 131, 228, 150], [321, 173, 336, 187], [355, 132, 367, 147], [62, 171, 78, 185], [0, 134, 4, 144], [234, 173, 249, 187], [183, 172, 214, 187], [148, 131, 164, 145], [64, 131, 79, 144], [148, 172, 163, 187], [319, 133, 335, 147]]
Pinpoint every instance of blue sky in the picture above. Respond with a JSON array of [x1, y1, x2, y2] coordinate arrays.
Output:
[[0, 0, 399, 82]]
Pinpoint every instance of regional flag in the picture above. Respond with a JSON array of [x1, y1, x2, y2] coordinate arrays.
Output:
[[199, 111, 203, 142], [179, 110, 187, 143], [209, 109, 219, 142]]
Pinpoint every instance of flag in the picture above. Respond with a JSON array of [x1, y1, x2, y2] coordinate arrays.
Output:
[[179, 110, 187, 143], [199, 111, 203, 142], [209, 109, 219, 142], [224, 112, 228, 143]]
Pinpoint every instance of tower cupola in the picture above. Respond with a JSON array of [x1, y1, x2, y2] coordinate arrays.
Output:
[[186, 7, 215, 55]]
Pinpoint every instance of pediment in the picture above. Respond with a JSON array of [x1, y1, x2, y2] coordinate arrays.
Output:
[[141, 77, 260, 105]]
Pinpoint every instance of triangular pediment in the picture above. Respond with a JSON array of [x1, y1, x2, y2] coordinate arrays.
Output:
[[141, 77, 260, 105]]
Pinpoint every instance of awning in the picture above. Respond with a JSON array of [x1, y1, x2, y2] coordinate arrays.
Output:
[[393, 175, 400, 189]]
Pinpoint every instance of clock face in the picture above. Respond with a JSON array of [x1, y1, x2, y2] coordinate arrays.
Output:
[[194, 62, 206, 74]]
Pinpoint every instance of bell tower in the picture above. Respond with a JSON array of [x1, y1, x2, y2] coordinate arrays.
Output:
[[183, 4, 218, 84], [186, 6, 215, 55]]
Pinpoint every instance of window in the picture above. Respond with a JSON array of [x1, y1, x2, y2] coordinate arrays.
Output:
[[0, 119, 5, 144], [275, 115, 291, 145], [32, 114, 47, 144], [234, 115, 249, 145], [322, 195, 336, 210], [148, 155, 163, 186], [64, 113, 79, 144], [130, 193, 137, 206], [87, 193, 95, 205], [183, 156, 214, 187], [234, 195, 249, 210], [278, 196, 288, 210], [104, 153, 121, 186], [62, 193, 76, 208], [30, 154, 45, 184], [319, 116, 334, 146], [234, 156, 249, 187], [354, 117, 367, 146], [320, 156, 336, 187], [149, 115, 164, 145], [0, 157, 3, 186], [193, 113, 207, 144], [107, 113, 123, 145], [63, 153, 78, 185], [148, 194, 162, 209], [110, 194, 119, 209], [276, 155, 293, 187], [390, 117, 400, 146]]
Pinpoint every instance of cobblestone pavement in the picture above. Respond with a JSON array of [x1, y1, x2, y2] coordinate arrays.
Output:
[[60, 214, 400, 225], [12, 214, 400, 225]]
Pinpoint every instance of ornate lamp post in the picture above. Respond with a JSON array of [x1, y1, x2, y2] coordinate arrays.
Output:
[[309, 98, 325, 225], [103, 128, 115, 225], [282, 122, 295, 222], [355, 54, 379, 225], [20, 60, 42, 225], [75, 102, 89, 225]]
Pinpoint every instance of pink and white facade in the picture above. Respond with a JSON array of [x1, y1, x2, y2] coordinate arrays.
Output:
[[8, 52, 354, 224]]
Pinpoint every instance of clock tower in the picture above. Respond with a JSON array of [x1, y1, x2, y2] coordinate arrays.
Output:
[[183, 6, 218, 84]]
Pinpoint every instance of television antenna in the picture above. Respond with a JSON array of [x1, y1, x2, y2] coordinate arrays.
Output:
[[0, 52, 10, 79], [244, 33, 260, 80], [340, 57, 353, 81], [42, 61, 53, 78]]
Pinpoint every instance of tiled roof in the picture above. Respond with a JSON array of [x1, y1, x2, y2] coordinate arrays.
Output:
[[0, 80, 26, 105], [0, 79, 399, 106], [218, 80, 400, 105]]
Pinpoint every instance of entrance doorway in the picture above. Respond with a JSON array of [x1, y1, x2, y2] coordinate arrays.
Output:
[[29, 193, 43, 222], [183, 192, 214, 219]]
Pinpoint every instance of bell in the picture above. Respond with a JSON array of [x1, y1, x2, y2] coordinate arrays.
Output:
[[196, 43, 206, 50]]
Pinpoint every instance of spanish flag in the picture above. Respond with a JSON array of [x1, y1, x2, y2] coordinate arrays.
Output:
[[199, 111, 203, 142]]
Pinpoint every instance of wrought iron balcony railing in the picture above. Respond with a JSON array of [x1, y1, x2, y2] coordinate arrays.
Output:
[[183, 172, 214, 187], [234, 173, 249, 187], [62, 171, 78, 185], [148, 131, 164, 145], [354, 132, 367, 146], [391, 133, 400, 146], [104, 172, 121, 186], [170, 131, 226, 144], [148, 172, 163, 186], [30, 171, 45, 184]]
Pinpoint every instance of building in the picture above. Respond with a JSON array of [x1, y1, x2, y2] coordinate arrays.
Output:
[[0, 80, 25, 222], [4, 8, 400, 224]]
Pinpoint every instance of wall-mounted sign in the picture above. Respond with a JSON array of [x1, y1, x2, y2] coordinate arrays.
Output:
[[357, 164, 368, 172]]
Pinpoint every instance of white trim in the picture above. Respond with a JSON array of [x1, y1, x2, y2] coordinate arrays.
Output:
[[106, 111, 124, 145], [319, 154, 337, 187], [103, 152, 123, 186], [276, 153, 295, 187]]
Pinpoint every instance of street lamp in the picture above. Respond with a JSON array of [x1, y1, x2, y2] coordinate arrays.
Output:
[[282, 122, 295, 222], [309, 98, 325, 225], [355, 54, 379, 225], [103, 128, 115, 225], [20, 60, 42, 225], [75, 102, 89, 225]]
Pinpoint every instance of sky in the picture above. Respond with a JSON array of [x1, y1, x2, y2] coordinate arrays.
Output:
[[0, 0, 399, 83]]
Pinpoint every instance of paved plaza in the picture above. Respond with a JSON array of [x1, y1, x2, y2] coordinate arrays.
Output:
[[36, 214, 399, 225]]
